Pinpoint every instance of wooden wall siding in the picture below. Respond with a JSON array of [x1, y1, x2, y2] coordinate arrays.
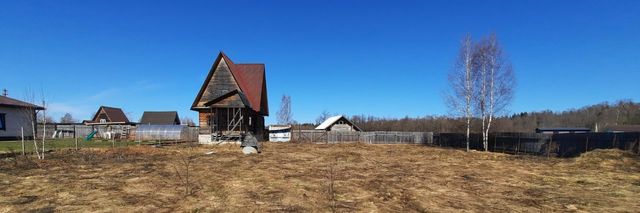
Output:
[[209, 94, 246, 108], [96, 111, 109, 122], [198, 112, 210, 129], [331, 124, 356, 132], [197, 58, 242, 107]]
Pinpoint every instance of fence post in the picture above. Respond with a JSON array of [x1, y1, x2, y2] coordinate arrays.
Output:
[[547, 135, 552, 158], [75, 138, 78, 151], [636, 135, 640, 155], [516, 135, 520, 155], [21, 127, 25, 156], [585, 135, 589, 153], [493, 133, 498, 152]]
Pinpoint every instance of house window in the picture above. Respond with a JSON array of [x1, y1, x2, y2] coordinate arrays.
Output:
[[0, 113, 5, 131], [100, 119, 107, 124]]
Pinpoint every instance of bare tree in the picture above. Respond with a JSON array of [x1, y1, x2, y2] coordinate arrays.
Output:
[[18, 88, 42, 159], [60, 113, 75, 123], [277, 94, 293, 124], [316, 110, 332, 125], [445, 34, 475, 152], [37, 114, 54, 124], [181, 117, 196, 126], [473, 34, 516, 151], [40, 99, 48, 159]]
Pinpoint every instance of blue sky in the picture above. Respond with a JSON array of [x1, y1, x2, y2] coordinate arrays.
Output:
[[1, 0, 639, 124]]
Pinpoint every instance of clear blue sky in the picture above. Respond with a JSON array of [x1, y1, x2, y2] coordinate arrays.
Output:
[[1, 0, 639, 124]]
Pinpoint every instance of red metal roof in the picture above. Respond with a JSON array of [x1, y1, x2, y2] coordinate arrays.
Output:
[[215, 52, 269, 115], [90, 106, 130, 123]]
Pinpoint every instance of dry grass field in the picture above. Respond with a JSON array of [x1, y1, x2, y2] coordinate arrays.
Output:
[[1, 143, 639, 212]]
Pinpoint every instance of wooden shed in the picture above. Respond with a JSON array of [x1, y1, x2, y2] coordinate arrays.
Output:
[[191, 52, 268, 143], [315, 115, 362, 132]]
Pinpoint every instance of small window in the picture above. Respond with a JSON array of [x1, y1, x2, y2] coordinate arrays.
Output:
[[100, 119, 107, 124], [0, 113, 5, 130]]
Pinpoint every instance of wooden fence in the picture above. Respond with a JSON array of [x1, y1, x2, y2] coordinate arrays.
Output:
[[291, 130, 640, 157], [291, 130, 433, 144], [36, 124, 97, 139], [361, 132, 433, 144]]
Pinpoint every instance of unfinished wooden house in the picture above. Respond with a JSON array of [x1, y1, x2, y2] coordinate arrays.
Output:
[[191, 52, 268, 143], [316, 115, 362, 132]]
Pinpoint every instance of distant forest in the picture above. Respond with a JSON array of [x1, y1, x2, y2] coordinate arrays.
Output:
[[345, 100, 640, 133]]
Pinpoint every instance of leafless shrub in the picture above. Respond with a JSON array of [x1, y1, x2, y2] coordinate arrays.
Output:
[[172, 150, 201, 196], [325, 160, 338, 213]]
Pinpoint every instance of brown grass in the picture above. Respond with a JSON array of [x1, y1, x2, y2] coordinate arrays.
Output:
[[1, 143, 639, 212]]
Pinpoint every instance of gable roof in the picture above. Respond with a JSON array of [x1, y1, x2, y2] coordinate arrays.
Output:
[[90, 106, 130, 123], [315, 115, 362, 131], [191, 52, 269, 115], [140, 111, 180, 125], [0, 96, 45, 110]]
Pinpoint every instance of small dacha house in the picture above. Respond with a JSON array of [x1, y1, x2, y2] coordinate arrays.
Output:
[[191, 52, 268, 143], [85, 106, 131, 125], [84, 106, 133, 140], [0, 95, 45, 140]]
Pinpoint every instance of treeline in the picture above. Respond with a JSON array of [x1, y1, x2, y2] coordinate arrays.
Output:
[[348, 100, 640, 133]]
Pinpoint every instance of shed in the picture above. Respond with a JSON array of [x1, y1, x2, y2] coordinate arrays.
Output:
[[0, 95, 45, 140], [315, 115, 362, 132], [191, 52, 269, 144], [268, 125, 292, 142], [140, 111, 180, 125], [535, 128, 591, 134]]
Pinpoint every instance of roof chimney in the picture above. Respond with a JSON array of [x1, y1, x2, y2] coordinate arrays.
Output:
[[2, 89, 7, 97]]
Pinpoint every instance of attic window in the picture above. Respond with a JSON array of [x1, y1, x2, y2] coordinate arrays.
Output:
[[0, 113, 5, 130], [338, 121, 344, 125], [100, 119, 107, 124]]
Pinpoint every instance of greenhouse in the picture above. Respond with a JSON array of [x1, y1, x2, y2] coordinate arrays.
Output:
[[134, 125, 194, 142]]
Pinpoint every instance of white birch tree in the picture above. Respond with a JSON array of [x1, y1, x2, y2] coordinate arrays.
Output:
[[445, 35, 475, 152], [473, 34, 516, 151]]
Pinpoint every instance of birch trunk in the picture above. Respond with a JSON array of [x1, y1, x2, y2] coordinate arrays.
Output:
[[42, 101, 46, 159]]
